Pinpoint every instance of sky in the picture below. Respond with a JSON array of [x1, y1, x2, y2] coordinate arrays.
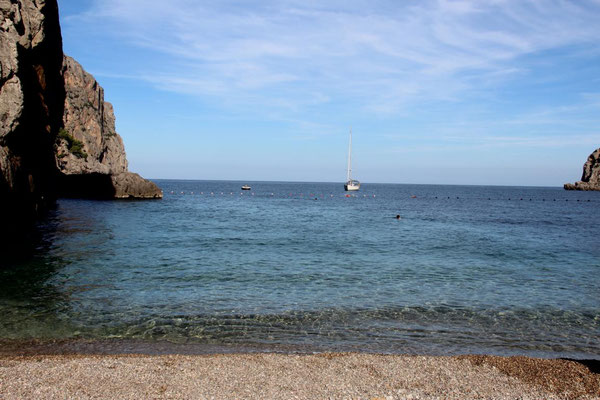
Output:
[[56, 0, 600, 186]]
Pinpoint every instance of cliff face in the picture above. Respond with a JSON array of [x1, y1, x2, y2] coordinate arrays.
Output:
[[564, 148, 600, 191], [0, 0, 64, 230], [59, 56, 127, 176], [57, 56, 162, 199], [1, 0, 161, 249]]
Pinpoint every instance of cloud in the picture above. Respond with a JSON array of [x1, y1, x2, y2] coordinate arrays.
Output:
[[68, 0, 600, 116]]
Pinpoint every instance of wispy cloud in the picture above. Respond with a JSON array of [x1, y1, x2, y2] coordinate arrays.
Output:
[[384, 133, 600, 156], [68, 0, 600, 116]]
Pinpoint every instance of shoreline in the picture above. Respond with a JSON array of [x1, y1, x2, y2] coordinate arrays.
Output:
[[1, 352, 598, 399], [2, 337, 600, 360], [1, 340, 599, 399]]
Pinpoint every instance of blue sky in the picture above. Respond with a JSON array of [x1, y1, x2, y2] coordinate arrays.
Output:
[[57, 0, 600, 186]]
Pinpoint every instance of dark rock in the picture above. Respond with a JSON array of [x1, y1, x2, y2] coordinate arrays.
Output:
[[0, 0, 65, 244], [564, 148, 600, 191], [112, 172, 163, 199]]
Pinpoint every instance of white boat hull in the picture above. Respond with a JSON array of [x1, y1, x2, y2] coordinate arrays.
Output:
[[345, 181, 360, 191]]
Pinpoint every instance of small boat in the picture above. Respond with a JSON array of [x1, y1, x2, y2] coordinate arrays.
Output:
[[241, 185, 251, 190], [344, 127, 360, 191]]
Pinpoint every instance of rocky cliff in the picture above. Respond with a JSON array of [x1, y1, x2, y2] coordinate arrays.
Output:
[[1, 0, 161, 248], [0, 0, 65, 238], [57, 56, 162, 199], [564, 148, 600, 191]]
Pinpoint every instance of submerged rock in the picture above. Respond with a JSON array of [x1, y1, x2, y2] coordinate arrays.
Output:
[[564, 148, 600, 191]]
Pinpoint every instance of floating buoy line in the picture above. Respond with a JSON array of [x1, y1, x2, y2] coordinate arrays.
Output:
[[164, 191, 596, 202], [167, 191, 376, 198]]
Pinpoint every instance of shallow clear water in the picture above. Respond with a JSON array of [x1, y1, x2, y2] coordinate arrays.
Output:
[[1, 181, 599, 358]]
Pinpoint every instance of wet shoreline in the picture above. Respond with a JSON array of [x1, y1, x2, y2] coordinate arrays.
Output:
[[2, 337, 599, 364]]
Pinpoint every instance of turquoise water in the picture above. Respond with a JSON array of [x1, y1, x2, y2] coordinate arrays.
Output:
[[1, 180, 599, 358]]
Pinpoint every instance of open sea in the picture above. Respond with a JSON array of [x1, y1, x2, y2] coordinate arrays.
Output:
[[1, 180, 599, 359]]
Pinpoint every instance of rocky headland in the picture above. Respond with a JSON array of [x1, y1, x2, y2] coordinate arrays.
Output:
[[1, 0, 161, 245], [564, 148, 600, 191], [58, 55, 162, 199]]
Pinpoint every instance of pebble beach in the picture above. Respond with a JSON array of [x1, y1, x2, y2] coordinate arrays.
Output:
[[1, 353, 599, 399]]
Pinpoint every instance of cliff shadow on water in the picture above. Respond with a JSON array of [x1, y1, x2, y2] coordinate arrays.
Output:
[[0, 200, 60, 267], [57, 173, 116, 199], [0, 205, 78, 344]]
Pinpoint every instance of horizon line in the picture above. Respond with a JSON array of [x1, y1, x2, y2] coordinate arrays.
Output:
[[147, 178, 569, 189]]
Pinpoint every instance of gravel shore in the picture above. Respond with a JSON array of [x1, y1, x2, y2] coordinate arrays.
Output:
[[1, 353, 598, 399]]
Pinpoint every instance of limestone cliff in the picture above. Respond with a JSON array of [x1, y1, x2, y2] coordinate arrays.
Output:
[[0, 0, 64, 236], [1, 0, 161, 250], [564, 148, 600, 191], [59, 55, 127, 176], [57, 56, 162, 199]]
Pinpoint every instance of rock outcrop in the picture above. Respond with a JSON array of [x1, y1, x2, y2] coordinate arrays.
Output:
[[1, 0, 161, 250], [564, 148, 600, 191], [0, 0, 65, 237], [57, 56, 162, 199], [59, 56, 127, 176]]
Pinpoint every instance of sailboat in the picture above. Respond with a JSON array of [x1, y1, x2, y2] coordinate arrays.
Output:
[[344, 128, 360, 191]]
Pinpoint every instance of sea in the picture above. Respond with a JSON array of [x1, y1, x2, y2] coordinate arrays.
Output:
[[1, 180, 599, 359]]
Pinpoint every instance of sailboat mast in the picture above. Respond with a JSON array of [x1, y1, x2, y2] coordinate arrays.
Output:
[[347, 127, 352, 182]]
